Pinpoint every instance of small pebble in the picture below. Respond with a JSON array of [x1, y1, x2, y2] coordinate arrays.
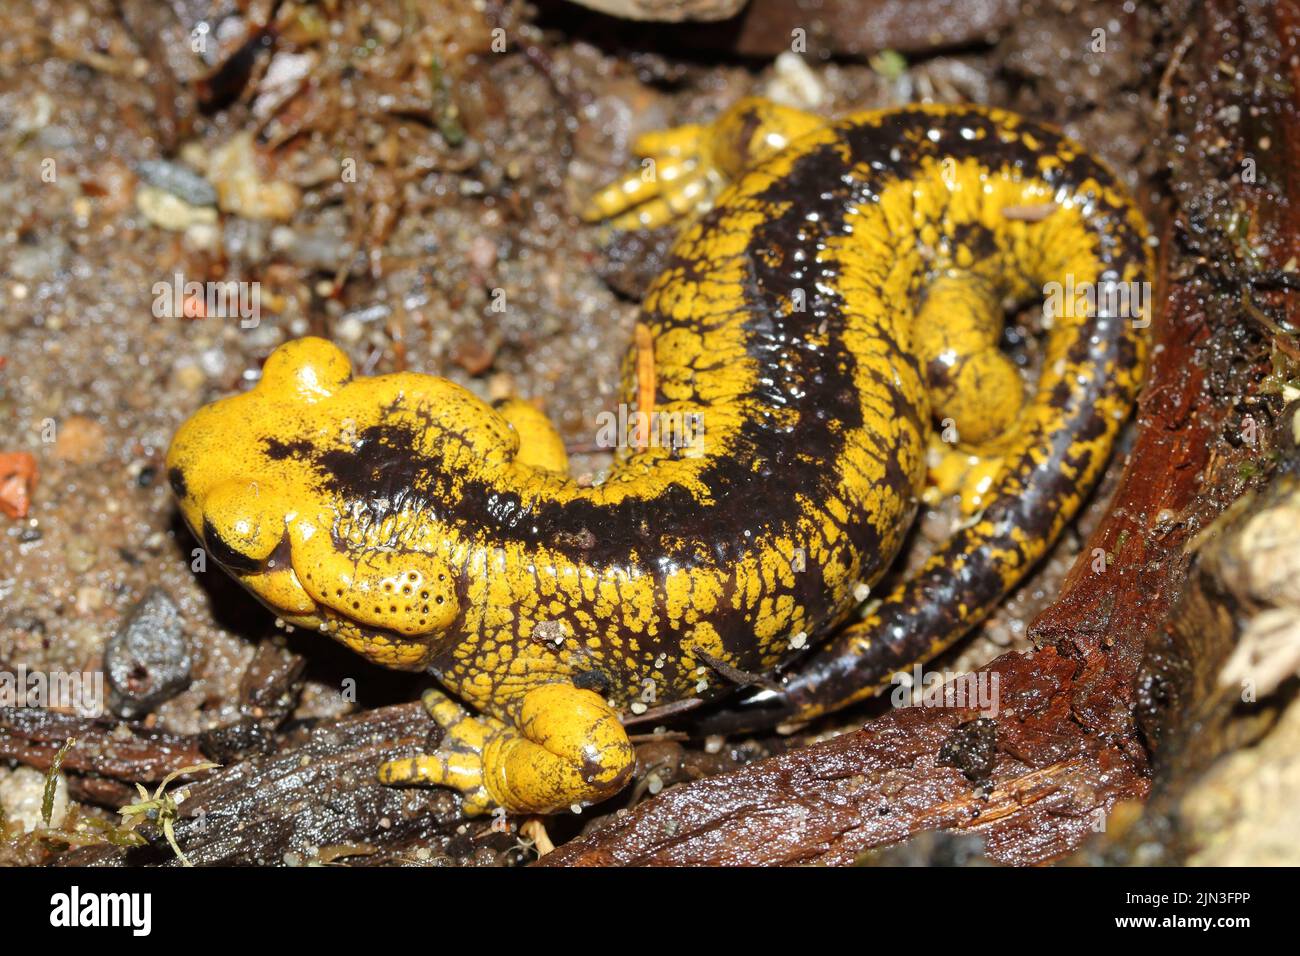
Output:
[[52, 415, 106, 464], [184, 222, 221, 253], [171, 362, 206, 393], [468, 235, 498, 271], [135, 158, 219, 207], [136, 185, 218, 232], [0, 766, 68, 831], [0, 452, 38, 520], [764, 51, 827, 110], [208, 131, 300, 221], [64, 538, 96, 574], [75, 585, 104, 614], [105, 588, 193, 719], [337, 316, 364, 344], [487, 373, 515, 403]]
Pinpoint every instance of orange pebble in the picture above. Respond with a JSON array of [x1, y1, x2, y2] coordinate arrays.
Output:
[[0, 452, 38, 520]]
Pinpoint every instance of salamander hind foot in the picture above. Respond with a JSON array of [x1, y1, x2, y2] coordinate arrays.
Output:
[[379, 685, 635, 816]]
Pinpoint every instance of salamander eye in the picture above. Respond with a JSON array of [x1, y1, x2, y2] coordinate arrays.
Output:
[[197, 479, 289, 574], [202, 517, 264, 572], [168, 466, 189, 499]]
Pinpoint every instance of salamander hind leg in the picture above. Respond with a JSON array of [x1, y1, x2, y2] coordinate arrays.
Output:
[[915, 272, 1025, 449], [915, 272, 1025, 514], [379, 685, 635, 816], [581, 96, 825, 231]]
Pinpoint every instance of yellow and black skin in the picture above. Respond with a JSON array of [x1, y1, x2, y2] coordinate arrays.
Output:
[[166, 99, 1151, 815]]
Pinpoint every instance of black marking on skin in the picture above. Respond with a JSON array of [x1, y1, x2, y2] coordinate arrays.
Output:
[[572, 669, 611, 694], [946, 222, 1001, 266], [307, 425, 438, 526], [168, 466, 188, 500], [264, 437, 318, 461], [429, 128, 931, 676], [728, 142, 907, 569]]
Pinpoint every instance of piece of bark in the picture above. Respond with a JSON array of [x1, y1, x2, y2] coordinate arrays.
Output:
[[1115, 0, 1300, 818], [61, 703, 484, 867], [237, 642, 307, 722], [152, 703, 461, 866], [2, 699, 492, 866], [195, 642, 309, 764], [0, 707, 208, 785]]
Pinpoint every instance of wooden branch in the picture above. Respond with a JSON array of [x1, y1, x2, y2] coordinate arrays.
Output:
[[544, 648, 1147, 866], [0, 708, 208, 785], [57, 703, 475, 867]]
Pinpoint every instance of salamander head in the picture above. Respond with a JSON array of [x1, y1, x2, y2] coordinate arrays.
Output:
[[166, 337, 517, 670]]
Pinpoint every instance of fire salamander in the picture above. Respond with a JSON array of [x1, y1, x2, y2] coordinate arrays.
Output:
[[166, 99, 1151, 815]]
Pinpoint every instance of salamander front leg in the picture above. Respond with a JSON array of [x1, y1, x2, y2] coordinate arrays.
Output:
[[379, 688, 502, 815], [379, 685, 635, 816], [494, 397, 569, 475], [582, 96, 825, 231]]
